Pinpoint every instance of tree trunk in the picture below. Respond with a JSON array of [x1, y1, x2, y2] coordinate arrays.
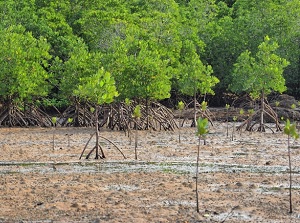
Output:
[[135, 119, 138, 160], [196, 136, 201, 213], [194, 90, 197, 127], [95, 106, 99, 159], [288, 135, 293, 213], [146, 98, 149, 130], [95, 106, 105, 159], [75, 100, 80, 127], [259, 90, 265, 132]]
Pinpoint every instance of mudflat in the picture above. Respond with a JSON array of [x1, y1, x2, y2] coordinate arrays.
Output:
[[1, 121, 300, 222]]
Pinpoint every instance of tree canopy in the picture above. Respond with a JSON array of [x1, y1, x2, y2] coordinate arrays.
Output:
[[0, 0, 299, 112], [230, 36, 289, 99], [0, 25, 51, 103]]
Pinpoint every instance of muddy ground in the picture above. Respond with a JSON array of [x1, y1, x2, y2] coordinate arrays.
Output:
[[1, 119, 300, 222]]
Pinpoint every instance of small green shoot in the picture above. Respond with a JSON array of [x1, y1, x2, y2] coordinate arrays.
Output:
[[51, 117, 57, 126], [201, 101, 208, 112], [196, 117, 209, 137], [284, 119, 299, 214], [178, 101, 185, 111], [133, 105, 141, 119], [239, 108, 244, 116], [248, 109, 255, 116], [67, 117, 73, 124], [125, 98, 131, 106], [195, 117, 209, 213], [291, 104, 296, 110]]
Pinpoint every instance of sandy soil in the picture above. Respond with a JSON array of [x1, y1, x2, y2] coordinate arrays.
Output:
[[1, 120, 300, 222]]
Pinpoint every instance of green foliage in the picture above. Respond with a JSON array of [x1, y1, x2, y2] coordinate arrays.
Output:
[[125, 98, 131, 106], [291, 104, 296, 110], [196, 117, 209, 137], [248, 109, 255, 116], [201, 101, 208, 111], [0, 25, 51, 103], [239, 108, 244, 115], [230, 36, 290, 99], [1, 0, 300, 110], [108, 39, 172, 101], [178, 40, 219, 97], [231, 0, 300, 96], [225, 104, 230, 109], [90, 107, 95, 113], [284, 119, 299, 140], [67, 117, 73, 124], [51, 117, 57, 125], [74, 68, 118, 105], [133, 105, 141, 119], [178, 101, 185, 111]]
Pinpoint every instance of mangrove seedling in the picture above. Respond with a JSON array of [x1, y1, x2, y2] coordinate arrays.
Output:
[[51, 116, 57, 150], [195, 117, 209, 213], [67, 117, 73, 147], [133, 105, 141, 160], [225, 104, 230, 137], [178, 101, 185, 143], [239, 108, 245, 116], [201, 100, 207, 113], [283, 119, 299, 213], [232, 116, 237, 141]]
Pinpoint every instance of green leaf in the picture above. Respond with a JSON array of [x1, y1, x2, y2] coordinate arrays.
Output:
[[133, 105, 141, 119], [284, 119, 299, 139], [196, 117, 209, 136], [51, 117, 57, 124], [239, 109, 244, 115], [201, 101, 208, 111], [125, 98, 131, 106], [178, 101, 185, 111]]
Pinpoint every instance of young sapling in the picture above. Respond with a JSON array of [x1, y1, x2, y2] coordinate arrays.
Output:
[[76, 68, 125, 160], [283, 119, 299, 213], [67, 117, 73, 147], [195, 117, 209, 213]]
